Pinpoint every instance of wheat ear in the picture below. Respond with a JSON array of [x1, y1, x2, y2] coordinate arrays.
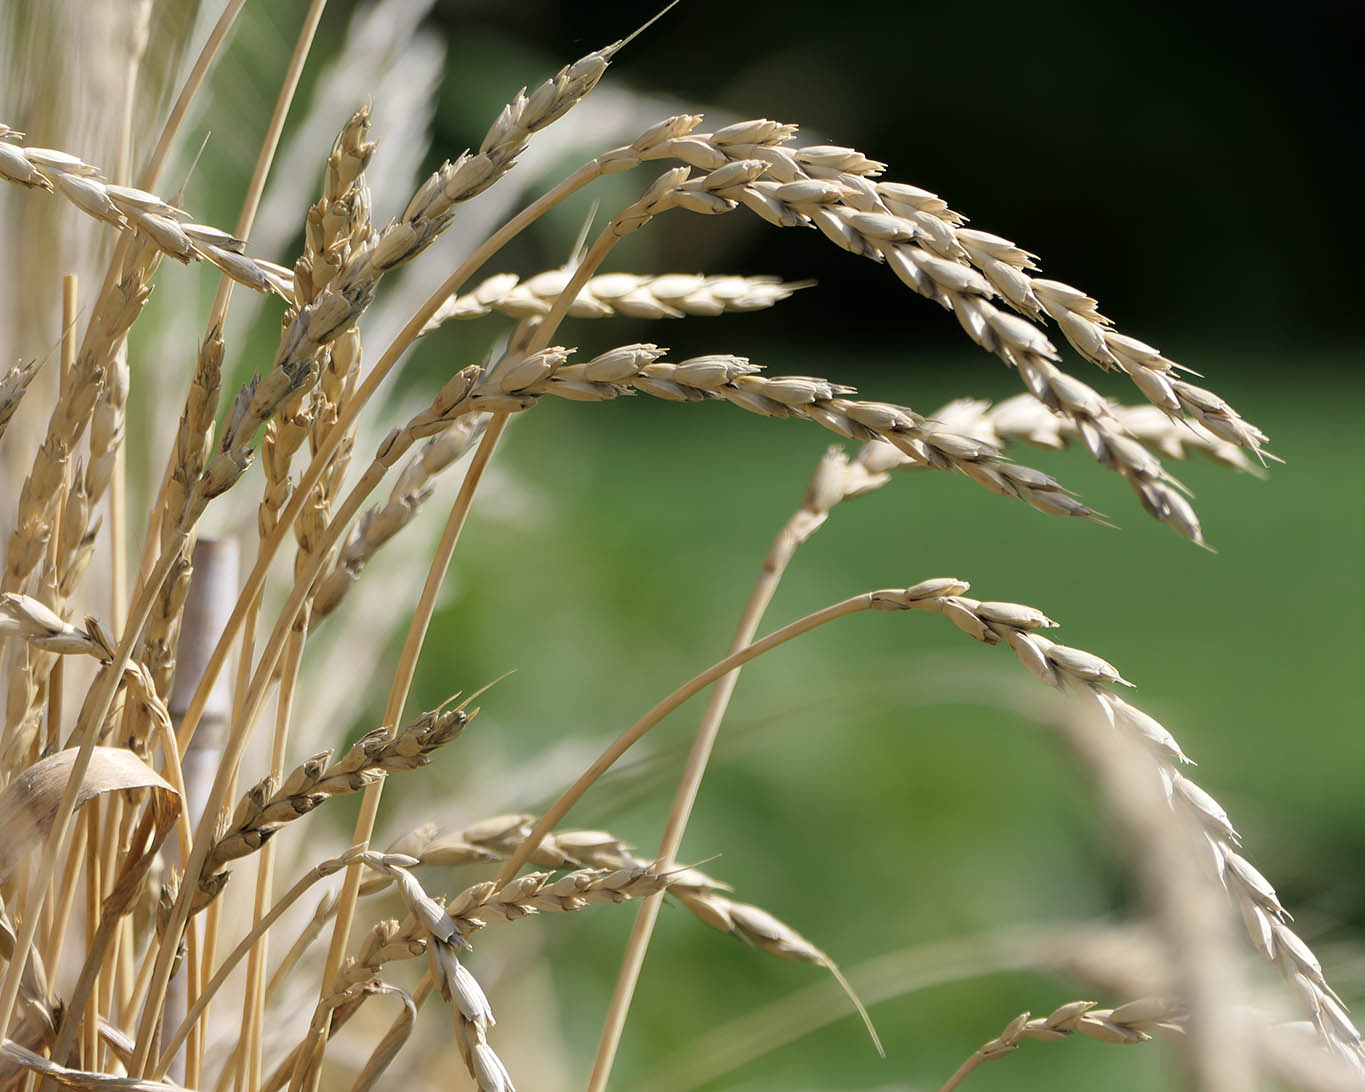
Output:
[[896, 577, 1363, 1065], [196, 707, 469, 908], [519, 344, 1099, 520], [656, 120, 1268, 457], [423, 269, 809, 330], [0, 130, 293, 297], [621, 118, 1263, 540], [937, 998, 1182, 1092]]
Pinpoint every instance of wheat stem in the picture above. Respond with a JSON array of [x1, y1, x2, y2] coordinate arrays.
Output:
[[493, 591, 892, 887], [150, 848, 370, 1079], [237, 622, 307, 1092], [588, 476, 800, 1091]]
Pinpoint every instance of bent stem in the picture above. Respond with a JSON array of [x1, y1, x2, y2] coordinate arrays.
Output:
[[151, 848, 369, 1079], [492, 591, 884, 887], [588, 507, 795, 1090]]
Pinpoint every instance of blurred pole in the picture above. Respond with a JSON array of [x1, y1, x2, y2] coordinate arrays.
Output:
[[162, 535, 237, 1083]]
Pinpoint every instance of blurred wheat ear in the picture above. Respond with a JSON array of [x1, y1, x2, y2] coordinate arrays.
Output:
[[0, 4, 1358, 1092]]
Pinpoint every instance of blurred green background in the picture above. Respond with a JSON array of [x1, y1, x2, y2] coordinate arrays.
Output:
[[13, 0, 1357, 1087], [402, 4, 1363, 1088]]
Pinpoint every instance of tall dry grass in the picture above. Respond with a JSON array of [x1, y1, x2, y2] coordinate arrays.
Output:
[[0, 3, 1358, 1091]]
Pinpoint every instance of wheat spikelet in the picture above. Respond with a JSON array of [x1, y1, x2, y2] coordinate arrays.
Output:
[[0, 593, 110, 659], [0, 359, 40, 442], [196, 707, 470, 910], [937, 997, 1182, 1091], [423, 270, 809, 331], [0, 128, 293, 297], [921, 393, 1259, 474]]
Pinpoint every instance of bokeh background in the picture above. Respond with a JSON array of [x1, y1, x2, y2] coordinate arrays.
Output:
[[3, 0, 1361, 1088]]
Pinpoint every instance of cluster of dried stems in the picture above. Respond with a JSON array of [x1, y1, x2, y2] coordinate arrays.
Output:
[[0, 4, 1357, 1092]]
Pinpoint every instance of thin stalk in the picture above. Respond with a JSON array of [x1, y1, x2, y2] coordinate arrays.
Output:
[[115, 918, 137, 1024], [492, 592, 881, 888], [238, 621, 308, 1092], [588, 522, 790, 1091], [41, 817, 87, 974], [159, 537, 236, 1084], [150, 710, 195, 882], [936, 1053, 986, 1092], [152, 849, 369, 1079], [82, 806, 103, 1068], [186, 615, 256, 1080], [95, 795, 127, 1061], [139, 0, 246, 191], [109, 0, 150, 635]]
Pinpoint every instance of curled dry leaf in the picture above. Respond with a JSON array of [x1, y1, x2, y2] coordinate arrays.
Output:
[[0, 747, 180, 883]]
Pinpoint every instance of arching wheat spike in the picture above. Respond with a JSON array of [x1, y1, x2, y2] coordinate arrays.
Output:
[[423, 271, 810, 331], [619, 128, 1261, 539], [891, 578, 1363, 1063], [521, 347, 1101, 524], [858, 393, 1261, 478], [0, 128, 292, 297], [195, 707, 470, 911], [939, 998, 1179, 1092]]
